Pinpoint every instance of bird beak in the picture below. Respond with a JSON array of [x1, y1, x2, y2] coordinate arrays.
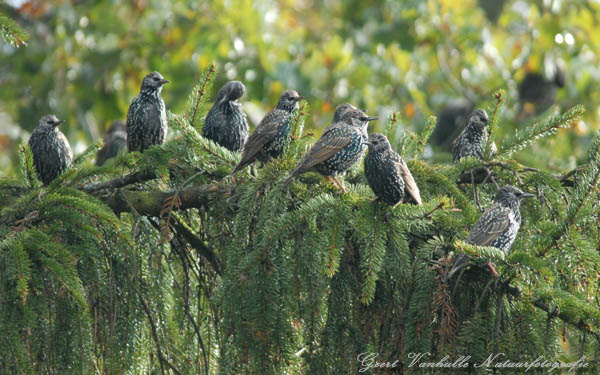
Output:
[[54, 120, 64, 127], [521, 193, 535, 198], [364, 141, 373, 146], [160, 79, 169, 84], [366, 116, 378, 122], [296, 95, 304, 101]]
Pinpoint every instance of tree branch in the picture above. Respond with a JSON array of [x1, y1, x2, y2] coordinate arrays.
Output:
[[82, 169, 157, 193], [173, 217, 222, 275], [533, 299, 600, 341], [101, 182, 235, 216]]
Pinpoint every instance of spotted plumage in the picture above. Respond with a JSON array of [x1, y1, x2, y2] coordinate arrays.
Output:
[[28, 114, 73, 185], [232, 90, 302, 174], [284, 107, 377, 191], [96, 120, 127, 166], [447, 185, 534, 279], [364, 133, 422, 206], [203, 81, 249, 152], [126, 71, 169, 153], [451, 109, 494, 162]]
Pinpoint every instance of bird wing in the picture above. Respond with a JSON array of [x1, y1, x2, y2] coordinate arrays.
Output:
[[296, 127, 351, 171], [392, 153, 422, 205], [234, 110, 284, 171], [466, 204, 511, 246]]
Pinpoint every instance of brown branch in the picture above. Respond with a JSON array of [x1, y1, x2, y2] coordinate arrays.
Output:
[[173, 217, 222, 275], [82, 169, 157, 193], [101, 182, 235, 216]]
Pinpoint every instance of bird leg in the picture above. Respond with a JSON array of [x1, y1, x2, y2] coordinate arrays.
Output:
[[487, 261, 500, 278], [326, 176, 346, 193]]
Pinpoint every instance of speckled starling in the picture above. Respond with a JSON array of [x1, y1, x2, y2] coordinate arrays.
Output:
[[452, 109, 492, 162], [284, 107, 377, 192], [203, 80, 249, 152], [447, 185, 534, 279], [28, 114, 73, 185], [126, 71, 169, 153], [232, 90, 302, 174], [364, 133, 422, 206], [96, 120, 127, 166]]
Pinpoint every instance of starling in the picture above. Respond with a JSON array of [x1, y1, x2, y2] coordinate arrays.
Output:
[[364, 133, 422, 206], [126, 71, 169, 153], [517, 67, 566, 118], [452, 109, 492, 163], [232, 90, 303, 174], [96, 120, 127, 166], [203, 80, 249, 152], [28, 114, 73, 185], [431, 99, 473, 152], [284, 107, 377, 192], [447, 185, 534, 280]]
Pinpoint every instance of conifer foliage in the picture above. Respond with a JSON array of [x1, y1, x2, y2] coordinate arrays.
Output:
[[1, 68, 599, 375]]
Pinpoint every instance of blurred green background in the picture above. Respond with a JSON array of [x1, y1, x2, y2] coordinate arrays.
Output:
[[1, 0, 599, 174]]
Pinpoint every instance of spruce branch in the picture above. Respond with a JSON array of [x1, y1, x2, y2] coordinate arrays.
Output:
[[414, 115, 436, 158], [485, 89, 504, 160], [538, 132, 600, 257], [498, 105, 585, 159], [384, 112, 399, 140], [291, 101, 307, 140], [188, 63, 216, 128], [0, 12, 28, 47]]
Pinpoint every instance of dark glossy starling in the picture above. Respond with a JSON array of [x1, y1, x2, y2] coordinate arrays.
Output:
[[364, 133, 422, 206], [126, 71, 169, 153], [431, 99, 473, 152], [447, 185, 534, 280], [202, 80, 249, 152], [517, 67, 566, 118], [284, 107, 377, 192], [28, 114, 73, 185], [232, 90, 302, 174], [452, 109, 491, 163], [96, 120, 127, 166]]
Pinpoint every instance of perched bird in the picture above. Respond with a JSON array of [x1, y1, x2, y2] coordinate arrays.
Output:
[[446, 185, 534, 280], [126, 71, 169, 153], [96, 120, 127, 166], [284, 107, 377, 192], [28, 114, 73, 185], [431, 99, 473, 152], [364, 133, 422, 206], [202, 81, 249, 152], [517, 67, 566, 119], [232, 90, 303, 174], [452, 109, 491, 163]]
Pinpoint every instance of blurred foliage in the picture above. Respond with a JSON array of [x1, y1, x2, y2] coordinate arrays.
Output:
[[1, 0, 600, 175]]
